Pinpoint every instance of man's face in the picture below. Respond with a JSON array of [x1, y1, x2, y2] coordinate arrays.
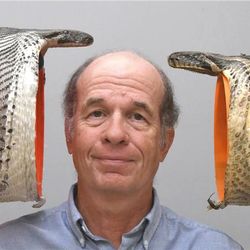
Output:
[[66, 52, 174, 195]]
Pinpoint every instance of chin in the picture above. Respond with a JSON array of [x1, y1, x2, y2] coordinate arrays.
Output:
[[96, 175, 135, 194]]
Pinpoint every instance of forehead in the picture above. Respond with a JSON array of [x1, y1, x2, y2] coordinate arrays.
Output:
[[76, 52, 164, 106], [81, 52, 162, 85]]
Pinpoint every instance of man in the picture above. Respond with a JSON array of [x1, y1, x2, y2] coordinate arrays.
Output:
[[0, 51, 243, 249]]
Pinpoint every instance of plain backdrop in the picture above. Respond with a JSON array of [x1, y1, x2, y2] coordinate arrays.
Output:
[[0, 1, 249, 249]]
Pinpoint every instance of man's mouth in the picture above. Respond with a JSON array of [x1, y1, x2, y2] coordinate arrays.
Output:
[[93, 156, 133, 162], [91, 155, 134, 165]]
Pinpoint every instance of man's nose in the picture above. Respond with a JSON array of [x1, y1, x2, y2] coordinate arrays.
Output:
[[101, 113, 129, 145]]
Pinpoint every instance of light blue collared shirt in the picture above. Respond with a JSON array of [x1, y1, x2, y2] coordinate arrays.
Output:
[[0, 185, 244, 250]]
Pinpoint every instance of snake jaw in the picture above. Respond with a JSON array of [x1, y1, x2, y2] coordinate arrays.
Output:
[[168, 51, 222, 76], [41, 29, 94, 47], [207, 193, 226, 210]]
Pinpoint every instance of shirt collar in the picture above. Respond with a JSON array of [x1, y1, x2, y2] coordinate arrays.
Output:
[[143, 188, 162, 247], [66, 184, 162, 249], [66, 184, 86, 247]]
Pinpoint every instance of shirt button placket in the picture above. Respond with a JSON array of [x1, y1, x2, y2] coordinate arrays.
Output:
[[79, 238, 85, 248], [143, 240, 149, 250]]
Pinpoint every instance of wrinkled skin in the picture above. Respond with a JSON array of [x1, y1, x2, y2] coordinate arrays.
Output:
[[66, 52, 174, 197]]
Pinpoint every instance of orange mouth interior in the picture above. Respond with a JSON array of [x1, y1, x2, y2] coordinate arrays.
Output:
[[35, 68, 45, 199], [214, 74, 230, 202]]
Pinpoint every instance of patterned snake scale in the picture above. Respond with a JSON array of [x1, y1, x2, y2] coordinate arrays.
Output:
[[0, 27, 93, 207], [168, 51, 250, 209]]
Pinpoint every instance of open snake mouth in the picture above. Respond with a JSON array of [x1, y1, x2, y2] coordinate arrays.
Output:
[[0, 28, 93, 207], [168, 51, 250, 209]]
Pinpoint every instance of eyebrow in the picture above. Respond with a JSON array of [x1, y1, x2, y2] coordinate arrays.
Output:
[[85, 97, 104, 107], [133, 101, 153, 117]]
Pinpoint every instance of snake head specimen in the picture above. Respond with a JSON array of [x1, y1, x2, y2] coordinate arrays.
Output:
[[168, 51, 250, 209], [0, 27, 93, 207]]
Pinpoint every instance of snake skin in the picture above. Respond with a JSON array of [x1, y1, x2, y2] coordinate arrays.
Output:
[[0, 27, 93, 207], [168, 51, 250, 209]]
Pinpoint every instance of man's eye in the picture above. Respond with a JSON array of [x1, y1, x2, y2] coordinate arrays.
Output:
[[89, 110, 104, 118], [131, 113, 145, 121]]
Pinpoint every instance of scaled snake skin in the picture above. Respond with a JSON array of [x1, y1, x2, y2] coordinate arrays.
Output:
[[0, 28, 93, 207], [168, 51, 250, 209]]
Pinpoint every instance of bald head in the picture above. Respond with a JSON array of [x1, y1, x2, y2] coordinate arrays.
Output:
[[80, 51, 163, 89], [77, 51, 164, 104], [86, 51, 161, 76], [63, 50, 179, 130]]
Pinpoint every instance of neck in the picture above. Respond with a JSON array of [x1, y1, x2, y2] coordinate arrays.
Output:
[[76, 183, 153, 249]]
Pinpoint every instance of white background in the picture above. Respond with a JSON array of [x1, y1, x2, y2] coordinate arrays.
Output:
[[0, 1, 249, 249]]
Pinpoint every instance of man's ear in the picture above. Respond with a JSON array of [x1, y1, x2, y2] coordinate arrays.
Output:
[[65, 118, 73, 154], [159, 128, 175, 162]]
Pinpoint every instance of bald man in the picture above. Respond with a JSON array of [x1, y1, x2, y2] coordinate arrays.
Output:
[[0, 51, 243, 250]]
